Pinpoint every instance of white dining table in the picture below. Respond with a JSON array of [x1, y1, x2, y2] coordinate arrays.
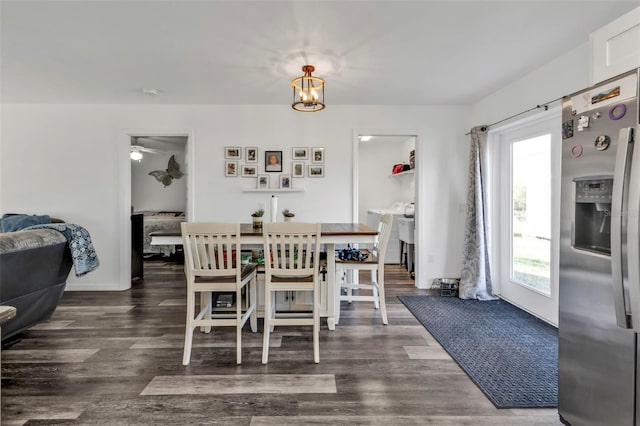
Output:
[[150, 223, 378, 330]]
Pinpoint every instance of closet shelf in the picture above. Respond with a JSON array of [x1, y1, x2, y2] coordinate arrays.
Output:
[[389, 169, 415, 178]]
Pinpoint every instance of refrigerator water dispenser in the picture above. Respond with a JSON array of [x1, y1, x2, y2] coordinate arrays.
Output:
[[573, 176, 613, 255]]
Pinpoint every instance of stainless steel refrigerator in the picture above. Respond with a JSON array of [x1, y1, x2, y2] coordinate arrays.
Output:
[[559, 68, 640, 425]]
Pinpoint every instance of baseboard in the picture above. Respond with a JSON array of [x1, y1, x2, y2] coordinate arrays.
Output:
[[65, 282, 130, 292]]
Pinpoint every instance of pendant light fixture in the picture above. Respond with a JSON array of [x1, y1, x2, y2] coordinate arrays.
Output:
[[291, 65, 325, 112]]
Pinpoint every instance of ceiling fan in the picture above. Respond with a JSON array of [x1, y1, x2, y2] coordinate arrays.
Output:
[[130, 137, 164, 161]]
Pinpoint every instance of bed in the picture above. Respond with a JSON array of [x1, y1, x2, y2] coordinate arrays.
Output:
[[136, 211, 185, 256]]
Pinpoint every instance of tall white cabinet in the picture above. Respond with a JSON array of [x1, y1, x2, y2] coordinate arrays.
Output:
[[590, 6, 640, 84]]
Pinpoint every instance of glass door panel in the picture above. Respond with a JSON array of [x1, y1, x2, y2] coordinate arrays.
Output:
[[511, 135, 551, 296]]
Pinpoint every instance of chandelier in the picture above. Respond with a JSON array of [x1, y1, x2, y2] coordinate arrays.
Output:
[[291, 65, 325, 112]]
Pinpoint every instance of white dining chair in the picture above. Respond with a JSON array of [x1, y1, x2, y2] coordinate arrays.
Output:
[[262, 222, 322, 364], [335, 213, 393, 325], [181, 222, 257, 365]]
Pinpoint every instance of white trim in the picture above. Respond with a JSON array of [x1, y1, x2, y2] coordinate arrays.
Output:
[[488, 106, 561, 325], [119, 128, 195, 291], [66, 282, 125, 292], [498, 295, 557, 328], [487, 102, 561, 134], [487, 104, 561, 296]]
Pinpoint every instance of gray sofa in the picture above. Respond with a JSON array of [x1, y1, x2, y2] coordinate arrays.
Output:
[[0, 228, 73, 344]]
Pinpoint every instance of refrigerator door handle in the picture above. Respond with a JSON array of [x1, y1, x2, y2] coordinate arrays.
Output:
[[625, 128, 640, 331], [612, 127, 634, 329]]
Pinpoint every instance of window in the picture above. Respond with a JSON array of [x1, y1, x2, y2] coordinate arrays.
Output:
[[511, 134, 551, 295]]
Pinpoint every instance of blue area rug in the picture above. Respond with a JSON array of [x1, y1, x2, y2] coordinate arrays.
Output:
[[398, 295, 558, 408]]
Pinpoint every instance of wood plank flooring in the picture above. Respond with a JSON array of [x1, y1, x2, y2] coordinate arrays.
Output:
[[1, 261, 561, 425]]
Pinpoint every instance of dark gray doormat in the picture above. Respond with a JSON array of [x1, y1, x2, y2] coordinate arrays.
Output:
[[398, 295, 558, 408]]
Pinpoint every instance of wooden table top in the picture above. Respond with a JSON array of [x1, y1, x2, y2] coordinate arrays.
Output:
[[150, 223, 377, 237]]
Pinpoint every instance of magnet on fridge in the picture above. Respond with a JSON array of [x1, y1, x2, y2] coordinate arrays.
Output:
[[569, 143, 583, 158], [609, 103, 627, 120], [594, 135, 610, 151], [562, 119, 573, 139], [577, 116, 590, 132], [592, 112, 601, 119]]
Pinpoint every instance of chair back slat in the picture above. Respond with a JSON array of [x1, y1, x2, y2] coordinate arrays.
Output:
[[372, 214, 394, 263], [263, 222, 321, 277], [181, 222, 242, 279]]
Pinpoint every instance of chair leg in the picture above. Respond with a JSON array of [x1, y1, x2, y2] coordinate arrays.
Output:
[[377, 268, 388, 325], [269, 295, 276, 333], [262, 288, 271, 364], [313, 285, 320, 364], [335, 270, 342, 326], [201, 291, 212, 333], [346, 270, 353, 303], [183, 291, 196, 366], [236, 287, 242, 365], [371, 270, 380, 310], [249, 277, 257, 333]]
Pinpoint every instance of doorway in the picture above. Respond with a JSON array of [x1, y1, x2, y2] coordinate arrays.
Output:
[[491, 111, 561, 325], [130, 136, 188, 279], [352, 132, 418, 279], [120, 130, 194, 289]]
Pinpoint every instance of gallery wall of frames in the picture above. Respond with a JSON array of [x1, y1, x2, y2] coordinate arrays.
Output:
[[224, 146, 325, 189]]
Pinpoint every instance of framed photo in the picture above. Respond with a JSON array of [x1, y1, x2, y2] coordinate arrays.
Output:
[[225, 161, 238, 177], [292, 147, 309, 160], [257, 174, 269, 189], [265, 150, 283, 172], [308, 165, 324, 177], [292, 161, 305, 178], [311, 147, 325, 163], [279, 174, 292, 189], [241, 165, 257, 177], [245, 147, 258, 162], [225, 146, 241, 159]]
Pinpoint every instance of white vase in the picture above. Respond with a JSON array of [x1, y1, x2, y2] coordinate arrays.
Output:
[[283, 216, 294, 222]]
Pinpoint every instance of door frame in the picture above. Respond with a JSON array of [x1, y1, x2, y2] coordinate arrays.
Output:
[[488, 106, 561, 325], [119, 128, 195, 290], [351, 129, 422, 287]]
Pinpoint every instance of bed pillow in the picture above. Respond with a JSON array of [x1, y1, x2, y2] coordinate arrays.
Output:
[[1, 214, 51, 233]]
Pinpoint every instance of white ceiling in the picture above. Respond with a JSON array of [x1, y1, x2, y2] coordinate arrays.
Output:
[[1, 1, 637, 106]]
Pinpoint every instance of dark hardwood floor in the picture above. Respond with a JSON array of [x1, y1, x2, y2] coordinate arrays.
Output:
[[1, 261, 561, 425]]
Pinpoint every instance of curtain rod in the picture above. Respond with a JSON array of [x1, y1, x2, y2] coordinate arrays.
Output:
[[465, 95, 564, 135]]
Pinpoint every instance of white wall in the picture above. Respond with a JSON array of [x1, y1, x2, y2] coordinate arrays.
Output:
[[471, 43, 591, 126], [131, 149, 186, 212], [0, 104, 470, 290], [469, 40, 591, 313]]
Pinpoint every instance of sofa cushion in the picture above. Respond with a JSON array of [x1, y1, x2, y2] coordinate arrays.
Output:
[[0, 229, 66, 253], [1, 214, 51, 232]]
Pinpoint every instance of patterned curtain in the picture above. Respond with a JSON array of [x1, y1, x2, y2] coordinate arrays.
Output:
[[459, 126, 497, 300]]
